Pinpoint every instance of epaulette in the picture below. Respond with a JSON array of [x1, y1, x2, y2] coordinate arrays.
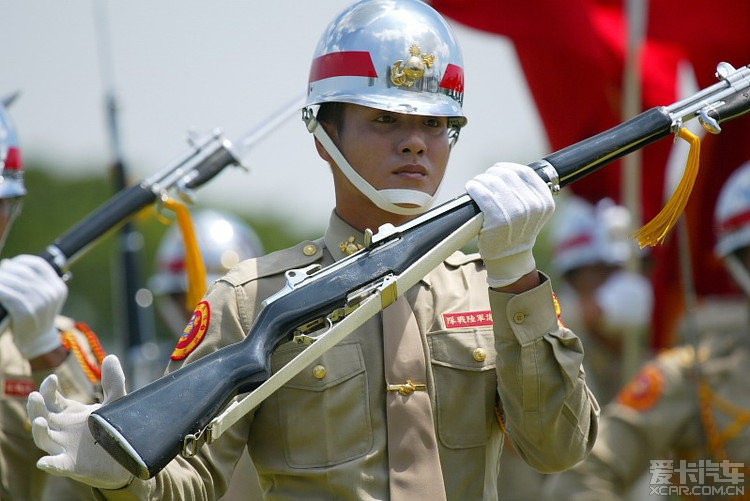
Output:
[[219, 239, 325, 287]]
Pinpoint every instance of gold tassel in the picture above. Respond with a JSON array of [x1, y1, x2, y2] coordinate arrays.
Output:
[[634, 127, 701, 247], [162, 198, 207, 311]]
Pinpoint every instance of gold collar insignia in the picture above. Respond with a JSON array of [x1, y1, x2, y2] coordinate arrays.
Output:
[[340, 236, 364, 256]]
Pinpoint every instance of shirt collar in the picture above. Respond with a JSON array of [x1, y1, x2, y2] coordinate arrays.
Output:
[[324, 211, 366, 262]]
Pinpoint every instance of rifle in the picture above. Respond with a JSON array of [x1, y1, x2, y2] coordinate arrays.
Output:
[[0, 94, 305, 330], [90, 62, 750, 480]]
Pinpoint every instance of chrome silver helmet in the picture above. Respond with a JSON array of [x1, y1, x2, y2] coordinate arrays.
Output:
[[715, 160, 750, 258], [306, 0, 466, 126], [150, 209, 264, 333], [0, 95, 26, 251], [151, 209, 264, 296], [0, 95, 26, 200], [714, 160, 750, 297], [551, 195, 635, 275]]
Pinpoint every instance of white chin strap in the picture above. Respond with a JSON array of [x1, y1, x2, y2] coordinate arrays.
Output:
[[305, 111, 436, 216], [725, 254, 750, 298]]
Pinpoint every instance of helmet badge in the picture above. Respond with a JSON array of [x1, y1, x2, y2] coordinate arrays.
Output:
[[390, 44, 436, 88]]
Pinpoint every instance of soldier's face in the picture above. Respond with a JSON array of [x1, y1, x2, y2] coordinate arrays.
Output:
[[331, 103, 450, 203]]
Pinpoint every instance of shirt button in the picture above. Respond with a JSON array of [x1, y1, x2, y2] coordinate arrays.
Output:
[[303, 244, 317, 256], [312, 365, 327, 379], [472, 347, 487, 362], [512, 312, 526, 324]]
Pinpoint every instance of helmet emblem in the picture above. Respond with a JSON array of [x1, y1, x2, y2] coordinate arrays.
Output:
[[390, 44, 435, 87]]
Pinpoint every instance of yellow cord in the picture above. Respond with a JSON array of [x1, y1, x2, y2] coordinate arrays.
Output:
[[162, 198, 207, 311], [634, 127, 701, 247]]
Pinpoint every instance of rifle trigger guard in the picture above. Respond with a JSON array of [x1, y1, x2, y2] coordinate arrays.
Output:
[[293, 316, 334, 345]]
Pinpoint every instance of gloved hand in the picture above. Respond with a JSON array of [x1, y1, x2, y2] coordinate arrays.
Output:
[[27, 354, 134, 490], [466, 162, 555, 287], [596, 270, 654, 329], [0, 254, 66, 359]]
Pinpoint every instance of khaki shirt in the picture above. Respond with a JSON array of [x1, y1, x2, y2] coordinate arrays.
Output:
[[0, 316, 105, 501], [545, 298, 750, 500], [101, 212, 598, 501]]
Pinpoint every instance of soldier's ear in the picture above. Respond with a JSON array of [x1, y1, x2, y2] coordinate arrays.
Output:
[[313, 119, 340, 164], [314, 136, 333, 164]]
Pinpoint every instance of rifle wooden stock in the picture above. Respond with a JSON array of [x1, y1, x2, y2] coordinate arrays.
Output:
[[89, 63, 750, 480]]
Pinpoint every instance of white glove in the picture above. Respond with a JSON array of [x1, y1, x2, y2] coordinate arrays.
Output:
[[596, 270, 654, 330], [466, 162, 555, 287], [0, 254, 66, 358], [27, 354, 134, 490]]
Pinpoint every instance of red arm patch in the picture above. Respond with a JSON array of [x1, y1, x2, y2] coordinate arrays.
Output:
[[616, 364, 665, 412], [171, 301, 211, 360], [442, 310, 493, 329]]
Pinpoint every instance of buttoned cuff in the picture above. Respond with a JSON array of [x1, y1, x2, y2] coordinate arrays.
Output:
[[489, 272, 559, 346], [92, 477, 146, 501]]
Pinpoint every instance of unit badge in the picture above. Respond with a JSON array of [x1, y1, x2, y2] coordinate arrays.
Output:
[[616, 364, 665, 412], [171, 300, 211, 360], [442, 310, 493, 329], [391, 44, 435, 87]]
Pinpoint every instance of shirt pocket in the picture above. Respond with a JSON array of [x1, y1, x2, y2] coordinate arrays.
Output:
[[270, 341, 373, 468], [428, 328, 497, 449]]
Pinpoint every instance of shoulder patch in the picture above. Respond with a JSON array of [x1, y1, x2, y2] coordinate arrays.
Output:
[[616, 363, 665, 412], [171, 301, 211, 360], [552, 291, 566, 328]]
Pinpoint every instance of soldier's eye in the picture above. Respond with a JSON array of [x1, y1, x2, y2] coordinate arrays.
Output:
[[375, 114, 396, 124]]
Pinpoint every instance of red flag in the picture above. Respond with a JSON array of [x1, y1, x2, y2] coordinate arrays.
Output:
[[431, 0, 750, 348]]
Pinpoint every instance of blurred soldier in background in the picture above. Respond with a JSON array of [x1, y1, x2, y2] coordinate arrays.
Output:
[[544, 161, 750, 499], [550, 195, 654, 404], [496, 195, 655, 500], [0, 97, 106, 500], [133, 207, 265, 501], [131, 208, 264, 388]]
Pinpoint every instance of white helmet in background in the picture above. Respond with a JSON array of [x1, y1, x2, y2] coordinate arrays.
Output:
[[150, 209, 264, 333], [714, 160, 750, 296], [0, 94, 26, 251], [304, 0, 466, 216], [551, 195, 634, 275], [715, 160, 750, 258]]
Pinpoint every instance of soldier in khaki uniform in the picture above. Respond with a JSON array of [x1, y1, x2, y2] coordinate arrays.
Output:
[[27, 1, 599, 499], [544, 160, 750, 500], [143, 208, 266, 501], [0, 98, 106, 500]]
